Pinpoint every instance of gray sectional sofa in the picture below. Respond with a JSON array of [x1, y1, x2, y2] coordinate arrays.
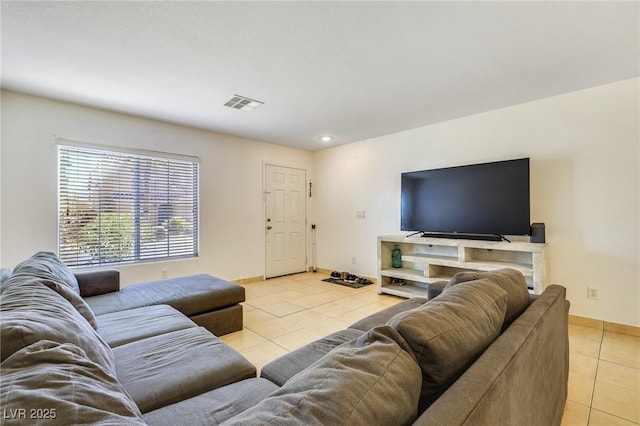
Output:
[[76, 269, 245, 336], [0, 252, 569, 425]]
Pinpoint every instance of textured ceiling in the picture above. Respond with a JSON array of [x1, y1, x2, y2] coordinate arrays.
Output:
[[1, 1, 638, 151]]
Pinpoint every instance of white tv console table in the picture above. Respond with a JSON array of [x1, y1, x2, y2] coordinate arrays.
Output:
[[377, 235, 549, 298]]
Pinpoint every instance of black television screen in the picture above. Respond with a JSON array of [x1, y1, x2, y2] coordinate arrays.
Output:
[[401, 158, 530, 237]]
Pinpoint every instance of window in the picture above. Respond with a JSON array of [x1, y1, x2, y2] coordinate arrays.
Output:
[[58, 144, 199, 267]]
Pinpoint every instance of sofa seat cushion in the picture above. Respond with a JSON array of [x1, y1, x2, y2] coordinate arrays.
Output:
[[224, 326, 422, 426], [388, 279, 508, 413], [260, 328, 365, 386], [1, 340, 145, 425], [0, 276, 115, 374], [85, 274, 245, 317], [143, 378, 279, 426], [447, 268, 531, 328], [190, 304, 243, 336], [113, 326, 256, 413], [96, 304, 197, 347], [348, 296, 427, 331]]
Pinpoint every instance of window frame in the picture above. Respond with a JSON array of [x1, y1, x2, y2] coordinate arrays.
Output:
[[57, 142, 200, 268]]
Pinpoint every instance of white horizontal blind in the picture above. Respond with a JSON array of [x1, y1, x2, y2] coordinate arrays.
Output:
[[58, 145, 199, 267]]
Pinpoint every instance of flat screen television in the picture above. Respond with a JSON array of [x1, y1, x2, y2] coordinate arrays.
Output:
[[401, 158, 530, 240]]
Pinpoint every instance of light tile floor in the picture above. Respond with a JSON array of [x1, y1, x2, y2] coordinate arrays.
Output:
[[563, 323, 640, 426], [221, 272, 640, 425]]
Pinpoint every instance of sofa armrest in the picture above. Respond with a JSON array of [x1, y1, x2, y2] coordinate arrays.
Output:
[[75, 270, 120, 297], [414, 284, 569, 426]]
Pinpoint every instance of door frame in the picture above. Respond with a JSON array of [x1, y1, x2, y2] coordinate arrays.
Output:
[[262, 162, 308, 279]]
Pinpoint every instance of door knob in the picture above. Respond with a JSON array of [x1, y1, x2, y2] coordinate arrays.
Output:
[[266, 226, 272, 230]]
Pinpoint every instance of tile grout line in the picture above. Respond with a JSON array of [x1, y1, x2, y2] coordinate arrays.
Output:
[[239, 324, 293, 354], [240, 282, 388, 356], [242, 305, 321, 353], [589, 329, 640, 425], [585, 326, 605, 426]]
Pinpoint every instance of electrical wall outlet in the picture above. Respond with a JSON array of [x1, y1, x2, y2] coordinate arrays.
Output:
[[162, 269, 168, 279], [587, 287, 599, 300], [352, 256, 357, 264]]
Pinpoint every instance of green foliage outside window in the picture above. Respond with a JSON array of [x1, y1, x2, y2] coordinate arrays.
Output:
[[79, 212, 135, 262], [163, 217, 190, 235], [77, 213, 191, 264]]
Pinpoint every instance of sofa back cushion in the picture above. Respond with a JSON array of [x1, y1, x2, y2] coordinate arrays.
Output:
[[224, 326, 422, 426], [0, 268, 11, 284], [387, 279, 507, 413], [0, 276, 115, 374], [13, 251, 79, 291], [447, 268, 530, 328], [11, 251, 98, 329], [1, 340, 145, 425]]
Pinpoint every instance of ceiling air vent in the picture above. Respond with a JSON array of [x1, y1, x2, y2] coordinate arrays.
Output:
[[224, 95, 264, 112]]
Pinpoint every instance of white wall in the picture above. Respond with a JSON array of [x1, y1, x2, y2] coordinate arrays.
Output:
[[2, 80, 638, 327], [0, 90, 313, 285], [312, 78, 639, 327]]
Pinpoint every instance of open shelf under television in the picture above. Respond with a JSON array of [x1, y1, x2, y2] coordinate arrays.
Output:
[[377, 235, 549, 299]]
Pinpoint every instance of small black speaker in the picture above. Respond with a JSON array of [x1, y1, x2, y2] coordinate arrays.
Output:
[[530, 223, 545, 243]]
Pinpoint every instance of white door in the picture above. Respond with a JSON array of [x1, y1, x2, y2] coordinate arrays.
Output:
[[265, 165, 307, 278]]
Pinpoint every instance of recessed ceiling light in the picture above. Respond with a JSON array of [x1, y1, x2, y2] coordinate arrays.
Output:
[[224, 94, 264, 112], [320, 135, 333, 142]]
